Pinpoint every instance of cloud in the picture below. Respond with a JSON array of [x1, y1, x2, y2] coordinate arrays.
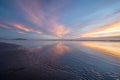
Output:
[[47, 17, 70, 37], [0, 23, 10, 29], [48, 25, 69, 37], [81, 21, 120, 38], [9, 22, 42, 34], [69, 8, 120, 38], [0, 21, 42, 34], [17, 0, 70, 37]]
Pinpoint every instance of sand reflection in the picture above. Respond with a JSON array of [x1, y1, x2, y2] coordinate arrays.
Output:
[[26, 42, 69, 56], [28, 46, 42, 52], [47, 42, 69, 55], [81, 41, 120, 58]]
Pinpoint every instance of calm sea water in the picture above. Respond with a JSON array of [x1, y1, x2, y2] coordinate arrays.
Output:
[[0, 40, 120, 80]]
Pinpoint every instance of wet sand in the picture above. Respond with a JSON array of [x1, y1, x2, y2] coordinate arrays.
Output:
[[0, 41, 120, 80]]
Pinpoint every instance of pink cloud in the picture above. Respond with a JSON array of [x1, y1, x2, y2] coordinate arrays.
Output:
[[0, 23, 10, 29], [8, 22, 42, 34], [0, 21, 42, 34], [17, 0, 70, 37]]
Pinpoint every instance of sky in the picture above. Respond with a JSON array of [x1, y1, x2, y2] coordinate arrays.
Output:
[[0, 0, 120, 39]]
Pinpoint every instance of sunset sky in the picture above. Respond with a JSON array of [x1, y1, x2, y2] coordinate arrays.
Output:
[[0, 0, 120, 39]]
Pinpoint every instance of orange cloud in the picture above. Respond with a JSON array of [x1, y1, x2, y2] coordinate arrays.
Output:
[[81, 22, 120, 38]]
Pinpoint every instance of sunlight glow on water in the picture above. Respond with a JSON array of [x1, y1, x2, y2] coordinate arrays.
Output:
[[81, 41, 120, 58]]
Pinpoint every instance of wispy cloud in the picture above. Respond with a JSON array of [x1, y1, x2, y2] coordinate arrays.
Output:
[[0, 23, 10, 29], [9, 22, 42, 34], [0, 0, 120, 39], [71, 8, 120, 38], [81, 21, 120, 38], [17, 0, 70, 37], [0, 21, 42, 34]]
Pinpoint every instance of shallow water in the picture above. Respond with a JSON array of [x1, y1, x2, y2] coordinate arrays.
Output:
[[0, 40, 120, 80]]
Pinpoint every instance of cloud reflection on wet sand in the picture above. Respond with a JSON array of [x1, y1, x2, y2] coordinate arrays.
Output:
[[81, 41, 120, 58]]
